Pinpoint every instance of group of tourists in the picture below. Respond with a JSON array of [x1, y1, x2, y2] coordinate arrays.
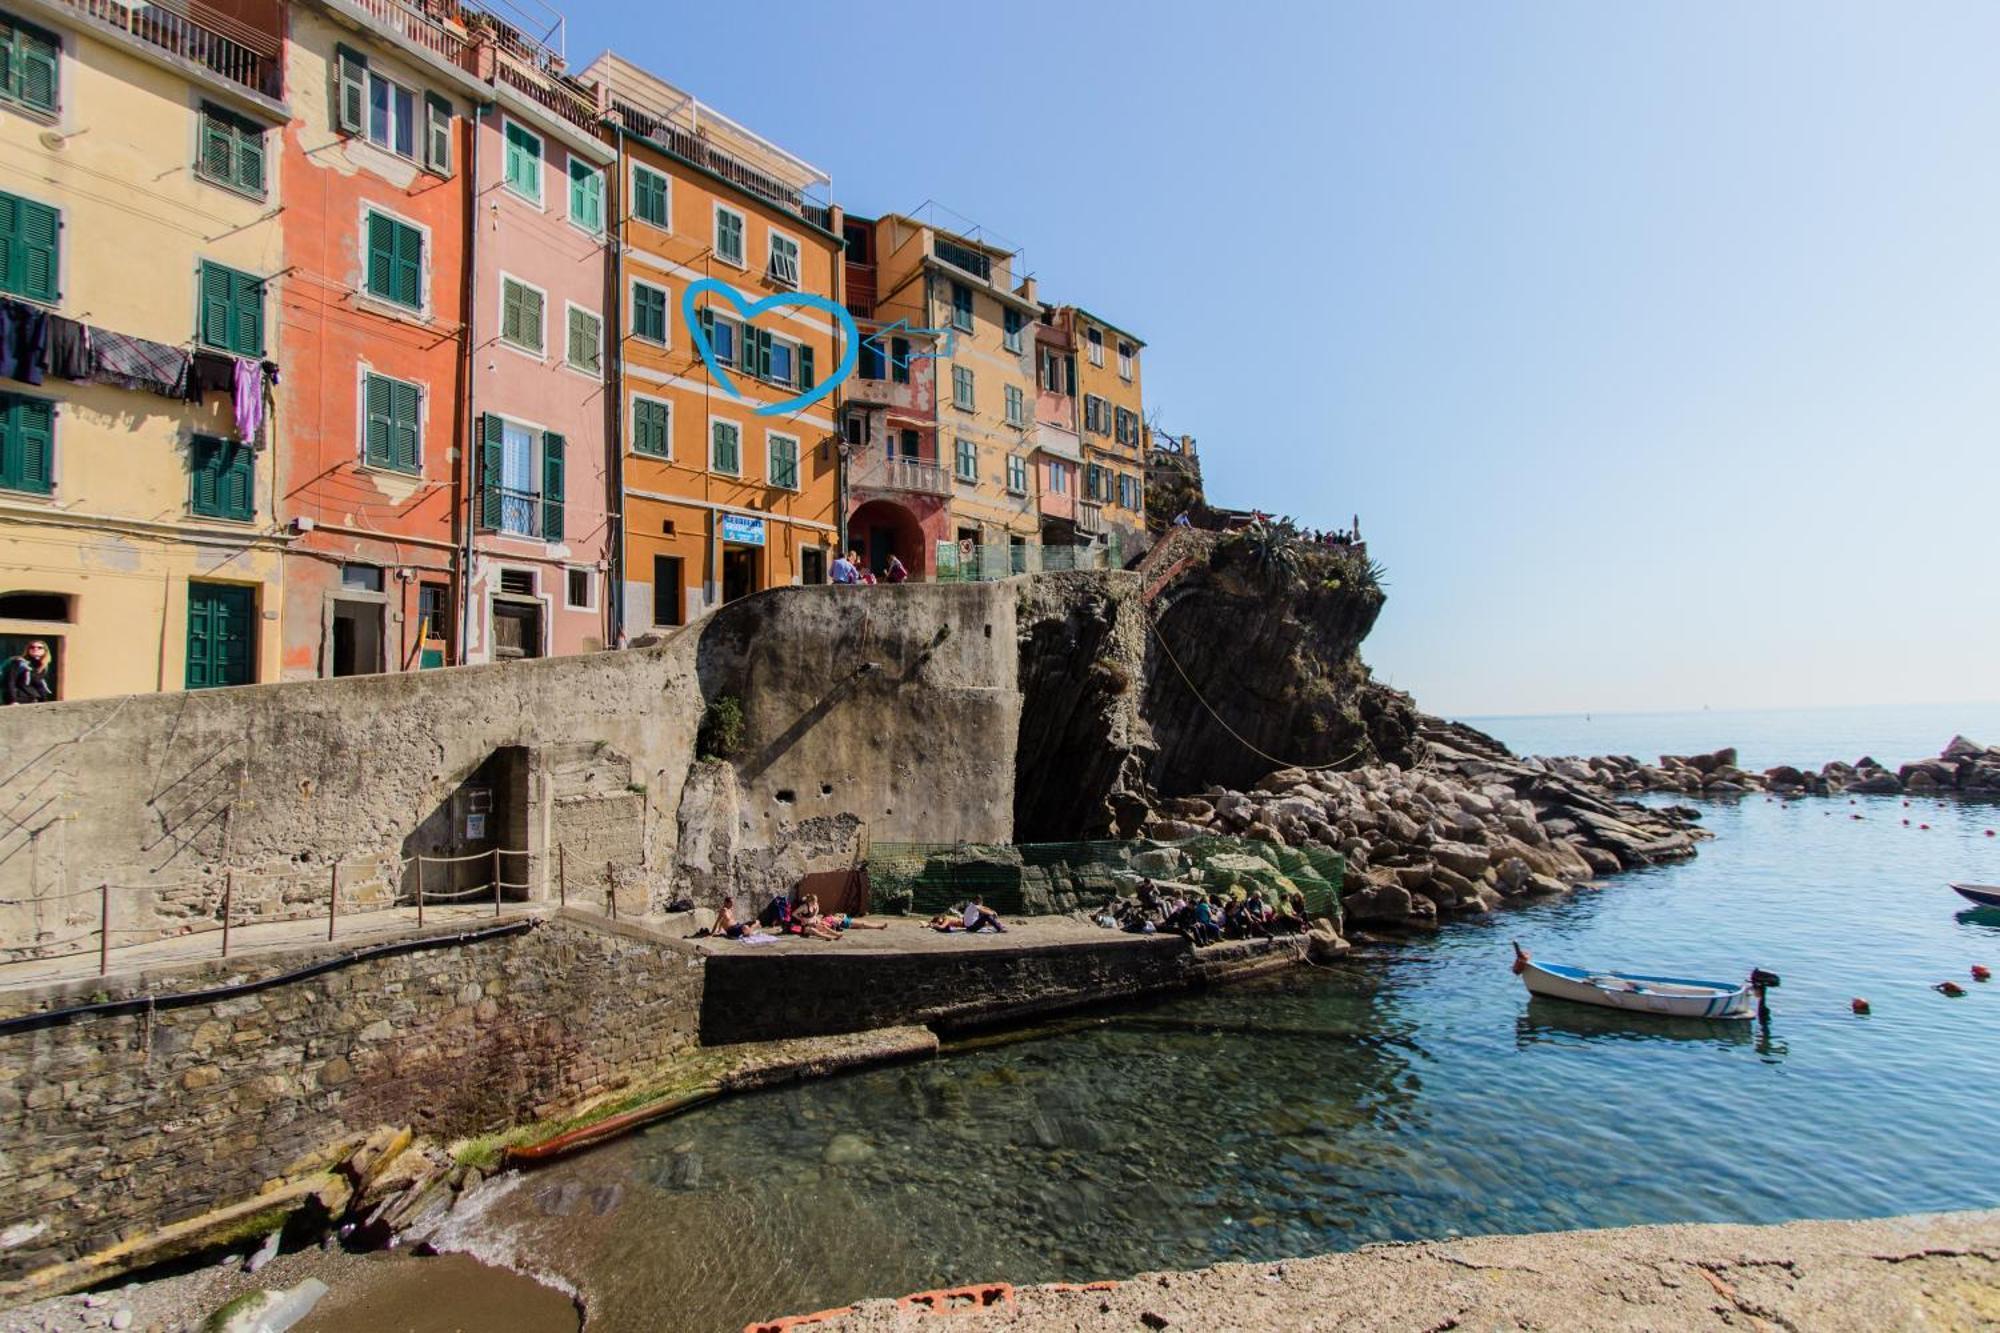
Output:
[[927, 896, 1008, 934], [690, 892, 890, 943], [830, 550, 909, 586], [1097, 878, 1311, 946]]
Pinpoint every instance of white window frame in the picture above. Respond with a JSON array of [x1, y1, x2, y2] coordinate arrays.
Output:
[[954, 436, 977, 482], [365, 70, 418, 160], [765, 429, 801, 492], [564, 564, 597, 610], [563, 300, 603, 379], [357, 201, 432, 318], [767, 225, 801, 289], [1087, 326, 1105, 366], [497, 271, 548, 359], [952, 364, 974, 411], [630, 392, 672, 460], [713, 203, 747, 269], [356, 363, 426, 476], [501, 117, 545, 207], [1050, 461, 1069, 495], [490, 413, 550, 540], [764, 331, 802, 389], [1118, 342, 1134, 380], [630, 278, 670, 347], [566, 156, 605, 234], [1005, 453, 1027, 495], [631, 161, 671, 231], [1004, 383, 1025, 427], [709, 414, 743, 477]]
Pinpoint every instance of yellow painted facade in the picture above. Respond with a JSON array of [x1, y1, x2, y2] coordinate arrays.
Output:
[[1069, 306, 1148, 557], [0, 2, 287, 699]]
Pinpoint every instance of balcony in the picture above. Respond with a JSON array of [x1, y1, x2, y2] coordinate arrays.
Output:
[[850, 453, 949, 497], [481, 488, 550, 539], [59, 0, 282, 99], [846, 261, 877, 318], [1076, 502, 1105, 535], [1038, 490, 1075, 522], [496, 57, 600, 135], [610, 97, 813, 220]]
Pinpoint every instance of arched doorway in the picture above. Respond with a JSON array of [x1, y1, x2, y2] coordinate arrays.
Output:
[[848, 499, 928, 578]]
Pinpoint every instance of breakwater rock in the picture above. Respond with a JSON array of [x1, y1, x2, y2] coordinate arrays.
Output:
[[1546, 735, 2000, 799], [1141, 716, 1704, 929]]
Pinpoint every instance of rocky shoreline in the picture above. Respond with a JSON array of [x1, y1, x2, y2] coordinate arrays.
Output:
[[1544, 734, 2000, 799], [1139, 715, 1706, 930]]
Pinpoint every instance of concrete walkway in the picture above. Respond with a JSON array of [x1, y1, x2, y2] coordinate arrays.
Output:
[[827, 1209, 2000, 1332]]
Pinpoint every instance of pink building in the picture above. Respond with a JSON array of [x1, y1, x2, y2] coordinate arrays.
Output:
[[463, 68, 617, 660], [1033, 313, 1083, 545]]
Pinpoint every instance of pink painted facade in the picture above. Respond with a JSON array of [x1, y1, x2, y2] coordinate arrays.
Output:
[[464, 88, 617, 660]]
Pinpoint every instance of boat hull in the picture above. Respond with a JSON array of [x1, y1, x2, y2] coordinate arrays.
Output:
[[1951, 883, 2000, 910], [1519, 960, 1753, 1020]]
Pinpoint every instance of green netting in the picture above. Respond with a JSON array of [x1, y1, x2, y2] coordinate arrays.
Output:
[[865, 836, 1342, 920]]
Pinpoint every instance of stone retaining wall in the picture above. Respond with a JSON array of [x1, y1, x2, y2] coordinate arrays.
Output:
[[0, 914, 703, 1282]]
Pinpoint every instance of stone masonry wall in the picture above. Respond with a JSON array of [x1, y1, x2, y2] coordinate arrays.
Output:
[[0, 913, 703, 1281]]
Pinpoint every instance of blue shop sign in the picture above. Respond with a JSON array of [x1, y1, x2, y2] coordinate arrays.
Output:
[[721, 514, 766, 546]]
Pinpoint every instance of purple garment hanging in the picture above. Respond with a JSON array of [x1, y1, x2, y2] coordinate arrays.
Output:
[[233, 355, 263, 443]]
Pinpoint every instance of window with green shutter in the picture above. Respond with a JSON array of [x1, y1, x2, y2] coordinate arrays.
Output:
[[363, 210, 422, 310], [633, 165, 669, 228], [566, 305, 601, 376], [710, 419, 740, 474], [632, 398, 669, 458], [362, 372, 420, 475], [0, 15, 59, 117], [767, 433, 798, 490], [952, 364, 974, 411], [334, 44, 366, 135], [1006, 453, 1027, 494], [0, 390, 53, 495], [0, 189, 59, 304], [196, 261, 265, 357], [423, 93, 452, 176], [955, 437, 977, 482], [1004, 384, 1024, 427], [189, 435, 254, 520], [541, 431, 564, 541], [950, 281, 973, 332], [195, 104, 265, 198], [568, 159, 602, 232], [714, 206, 744, 265], [500, 277, 544, 354], [631, 282, 667, 343], [503, 121, 542, 202]]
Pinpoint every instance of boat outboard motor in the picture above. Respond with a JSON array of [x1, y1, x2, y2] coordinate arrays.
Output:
[[1749, 968, 1781, 1023]]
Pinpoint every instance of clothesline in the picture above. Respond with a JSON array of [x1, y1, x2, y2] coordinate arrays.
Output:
[[0, 295, 278, 448]]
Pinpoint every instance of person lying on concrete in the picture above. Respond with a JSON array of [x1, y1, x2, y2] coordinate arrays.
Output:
[[928, 914, 960, 932], [961, 896, 1007, 933], [831, 912, 889, 932]]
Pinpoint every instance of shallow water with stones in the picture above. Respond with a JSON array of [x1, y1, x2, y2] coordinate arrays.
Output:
[[458, 792, 2000, 1332]]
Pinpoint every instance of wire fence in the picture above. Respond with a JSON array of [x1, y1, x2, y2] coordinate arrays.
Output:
[[864, 835, 1342, 921], [0, 842, 629, 976]]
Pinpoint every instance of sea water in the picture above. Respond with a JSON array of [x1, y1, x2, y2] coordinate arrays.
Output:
[[472, 784, 2000, 1331]]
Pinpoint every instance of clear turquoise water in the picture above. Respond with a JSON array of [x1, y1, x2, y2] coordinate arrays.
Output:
[[480, 789, 2000, 1332], [1460, 700, 2000, 770]]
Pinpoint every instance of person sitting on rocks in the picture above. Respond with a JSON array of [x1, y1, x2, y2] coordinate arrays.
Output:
[[1190, 896, 1221, 946], [961, 896, 1007, 933]]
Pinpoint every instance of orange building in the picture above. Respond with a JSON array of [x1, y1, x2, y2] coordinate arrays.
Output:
[[581, 54, 840, 632], [1060, 306, 1149, 561]]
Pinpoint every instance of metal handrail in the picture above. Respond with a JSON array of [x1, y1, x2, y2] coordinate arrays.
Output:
[[58, 0, 282, 97]]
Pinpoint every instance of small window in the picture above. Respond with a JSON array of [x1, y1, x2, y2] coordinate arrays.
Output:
[[1087, 326, 1104, 366], [417, 582, 452, 658], [631, 280, 668, 344], [767, 432, 799, 490], [0, 590, 67, 620], [565, 566, 595, 609], [196, 104, 266, 198], [859, 337, 885, 380], [342, 562, 383, 592], [500, 277, 545, 355], [715, 205, 745, 266], [951, 364, 973, 411], [1050, 461, 1069, 495], [361, 372, 421, 474], [196, 261, 265, 357], [363, 210, 423, 310], [423, 93, 452, 175], [1118, 341, 1135, 379], [890, 336, 910, 385], [367, 72, 417, 158], [632, 164, 670, 228], [568, 158, 603, 232], [0, 188, 61, 304], [710, 418, 740, 475], [1005, 453, 1027, 494], [1004, 384, 1025, 427], [1003, 308, 1023, 352], [954, 437, 976, 482], [949, 280, 973, 332], [0, 16, 60, 117], [566, 305, 602, 376], [188, 435, 254, 520], [842, 414, 864, 445], [632, 396, 670, 458], [498, 568, 536, 596], [503, 121, 543, 203], [0, 390, 54, 495], [768, 230, 800, 288]]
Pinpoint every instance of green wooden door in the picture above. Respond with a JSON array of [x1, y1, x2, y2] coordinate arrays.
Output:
[[185, 582, 255, 689]]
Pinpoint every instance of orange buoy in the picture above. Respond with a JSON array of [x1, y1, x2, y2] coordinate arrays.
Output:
[[1973, 966, 1992, 983], [1511, 941, 1531, 975], [1986, 829, 1994, 837], [1935, 981, 1967, 998], [1851, 997, 1870, 1014]]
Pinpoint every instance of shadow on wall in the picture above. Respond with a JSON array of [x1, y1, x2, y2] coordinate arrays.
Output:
[[399, 746, 532, 903]]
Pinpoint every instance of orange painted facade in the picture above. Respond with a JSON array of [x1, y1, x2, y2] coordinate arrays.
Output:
[[1065, 306, 1149, 560]]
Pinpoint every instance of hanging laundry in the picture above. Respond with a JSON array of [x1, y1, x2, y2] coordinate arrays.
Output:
[[233, 355, 263, 444], [45, 317, 91, 381], [187, 350, 236, 401], [0, 299, 48, 387], [90, 330, 189, 398]]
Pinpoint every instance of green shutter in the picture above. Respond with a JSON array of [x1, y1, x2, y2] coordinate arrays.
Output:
[[635, 400, 668, 458], [799, 345, 815, 391], [393, 219, 421, 309], [199, 110, 234, 183], [696, 306, 716, 358], [235, 121, 265, 195], [335, 45, 366, 135], [236, 269, 265, 357], [424, 93, 452, 175], [504, 122, 540, 199], [366, 213, 393, 302], [8, 21, 59, 116], [752, 327, 771, 380], [569, 160, 601, 231], [541, 431, 564, 541], [0, 191, 59, 303], [568, 307, 599, 373], [363, 373, 392, 467], [390, 379, 419, 473], [1, 393, 54, 495], [190, 436, 253, 520], [198, 261, 232, 351], [478, 412, 503, 528], [634, 167, 667, 227]]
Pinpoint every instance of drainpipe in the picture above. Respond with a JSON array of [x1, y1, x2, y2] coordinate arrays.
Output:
[[607, 124, 628, 644], [458, 101, 489, 665]]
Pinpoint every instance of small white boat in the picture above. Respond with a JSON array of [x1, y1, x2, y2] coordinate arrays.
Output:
[[1512, 943, 1765, 1020], [1951, 883, 2000, 910]]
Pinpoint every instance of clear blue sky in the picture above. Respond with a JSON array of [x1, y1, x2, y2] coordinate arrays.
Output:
[[564, 1, 2000, 717]]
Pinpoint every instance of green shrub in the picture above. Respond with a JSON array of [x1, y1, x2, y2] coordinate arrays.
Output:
[[697, 695, 745, 761]]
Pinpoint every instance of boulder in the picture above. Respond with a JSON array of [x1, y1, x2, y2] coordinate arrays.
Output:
[[1393, 862, 1436, 890], [1849, 772, 1902, 794], [1903, 770, 1940, 793], [1524, 873, 1569, 896], [1495, 856, 1531, 892], [1763, 765, 1806, 787], [1943, 735, 1986, 762], [1343, 882, 1417, 924], [1430, 841, 1490, 878], [1254, 767, 1314, 793]]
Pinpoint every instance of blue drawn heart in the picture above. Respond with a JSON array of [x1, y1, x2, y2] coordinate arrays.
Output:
[[681, 277, 859, 418]]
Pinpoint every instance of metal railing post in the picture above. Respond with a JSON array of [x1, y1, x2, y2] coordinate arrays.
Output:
[[558, 844, 566, 907], [98, 882, 110, 976], [328, 863, 338, 941], [492, 848, 501, 917], [415, 856, 425, 928], [221, 871, 233, 958]]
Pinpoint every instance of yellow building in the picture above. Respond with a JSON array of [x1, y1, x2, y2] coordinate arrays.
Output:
[[1064, 306, 1148, 561], [582, 53, 841, 631], [864, 213, 1041, 575], [0, 0, 287, 698]]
